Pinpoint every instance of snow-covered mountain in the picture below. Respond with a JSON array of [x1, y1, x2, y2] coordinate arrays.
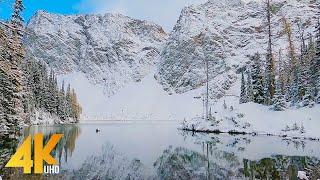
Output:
[[25, 11, 167, 96], [157, 0, 318, 93], [23, 0, 318, 120]]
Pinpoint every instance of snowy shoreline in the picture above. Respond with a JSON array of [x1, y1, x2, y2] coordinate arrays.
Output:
[[180, 127, 320, 141], [180, 101, 320, 141]]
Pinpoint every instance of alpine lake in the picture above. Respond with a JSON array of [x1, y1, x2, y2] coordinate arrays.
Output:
[[0, 120, 320, 180]]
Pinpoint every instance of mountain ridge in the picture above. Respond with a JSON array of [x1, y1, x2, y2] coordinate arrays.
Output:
[[25, 10, 167, 96]]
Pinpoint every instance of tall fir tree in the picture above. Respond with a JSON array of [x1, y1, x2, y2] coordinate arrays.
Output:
[[264, 0, 275, 105], [240, 71, 248, 104], [272, 77, 286, 111], [66, 84, 72, 118], [300, 36, 314, 107], [291, 68, 300, 106], [315, 19, 320, 103], [251, 53, 265, 104], [246, 70, 253, 102]]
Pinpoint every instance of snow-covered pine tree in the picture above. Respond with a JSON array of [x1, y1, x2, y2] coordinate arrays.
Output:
[[57, 80, 66, 120], [240, 71, 248, 104], [306, 36, 317, 101], [66, 84, 72, 117], [246, 70, 253, 102], [290, 68, 300, 106], [0, 0, 82, 126], [278, 49, 286, 95], [3, 0, 26, 129], [0, 66, 18, 131], [315, 19, 320, 104], [301, 35, 315, 107], [46, 69, 57, 114], [263, 70, 271, 105], [272, 76, 286, 111], [10, 0, 24, 58], [316, 78, 320, 104], [282, 18, 297, 102], [0, 96, 4, 128], [264, 0, 276, 105], [272, 51, 287, 111], [250, 53, 265, 104], [53, 75, 59, 114]]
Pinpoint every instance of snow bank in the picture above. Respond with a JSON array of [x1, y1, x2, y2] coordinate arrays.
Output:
[[29, 109, 77, 125], [59, 71, 204, 121], [182, 76, 320, 139]]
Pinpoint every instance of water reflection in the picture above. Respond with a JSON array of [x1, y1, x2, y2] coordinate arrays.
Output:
[[0, 122, 319, 180], [154, 146, 242, 179], [62, 143, 151, 180], [243, 156, 320, 180], [0, 135, 18, 176], [0, 125, 81, 179], [24, 125, 81, 165]]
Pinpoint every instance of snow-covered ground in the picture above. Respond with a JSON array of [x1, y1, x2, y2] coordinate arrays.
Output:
[[59, 70, 320, 139], [182, 77, 320, 140], [29, 109, 77, 125], [59, 71, 204, 121]]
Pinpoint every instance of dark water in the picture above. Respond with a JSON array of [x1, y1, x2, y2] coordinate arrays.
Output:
[[1, 121, 320, 179]]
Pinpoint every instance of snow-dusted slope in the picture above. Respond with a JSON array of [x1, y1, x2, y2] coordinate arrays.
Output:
[[158, 0, 318, 93], [182, 77, 320, 139], [25, 11, 167, 96], [60, 71, 204, 120]]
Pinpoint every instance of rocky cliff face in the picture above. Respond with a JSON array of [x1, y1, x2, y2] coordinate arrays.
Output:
[[25, 11, 167, 96], [157, 0, 318, 93]]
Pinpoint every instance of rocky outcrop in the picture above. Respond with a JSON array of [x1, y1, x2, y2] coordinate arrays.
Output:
[[25, 11, 167, 96]]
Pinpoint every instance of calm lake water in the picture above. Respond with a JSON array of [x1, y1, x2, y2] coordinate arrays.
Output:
[[1, 121, 320, 179]]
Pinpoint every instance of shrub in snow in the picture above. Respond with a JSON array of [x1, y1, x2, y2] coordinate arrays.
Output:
[[283, 125, 291, 132], [293, 123, 299, 131], [300, 124, 306, 134]]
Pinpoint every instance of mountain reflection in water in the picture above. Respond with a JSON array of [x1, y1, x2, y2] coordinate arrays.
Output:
[[0, 122, 319, 180]]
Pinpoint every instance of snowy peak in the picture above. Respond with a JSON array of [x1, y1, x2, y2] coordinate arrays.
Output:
[[158, 0, 318, 94], [25, 11, 168, 96]]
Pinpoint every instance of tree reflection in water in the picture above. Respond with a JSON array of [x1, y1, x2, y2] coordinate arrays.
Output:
[[243, 156, 320, 180], [1, 125, 320, 180], [0, 125, 81, 179]]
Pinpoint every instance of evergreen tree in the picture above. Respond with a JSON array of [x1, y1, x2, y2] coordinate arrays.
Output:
[[240, 71, 248, 104], [307, 36, 317, 101], [315, 20, 320, 103], [300, 36, 314, 107], [9, 0, 24, 58], [316, 80, 320, 104], [246, 70, 253, 102], [0, 0, 82, 129], [70, 89, 82, 121], [66, 84, 72, 117], [58, 80, 67, 120], [282, 18, 297, 102], [272, 77, 286, 111], [265, 0, 275, 104], [290, 68, 300, 106], [250, 53, 265, 104]]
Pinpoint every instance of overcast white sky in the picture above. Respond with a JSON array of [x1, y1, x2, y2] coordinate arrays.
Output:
[[75, 0, 208, 31]]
